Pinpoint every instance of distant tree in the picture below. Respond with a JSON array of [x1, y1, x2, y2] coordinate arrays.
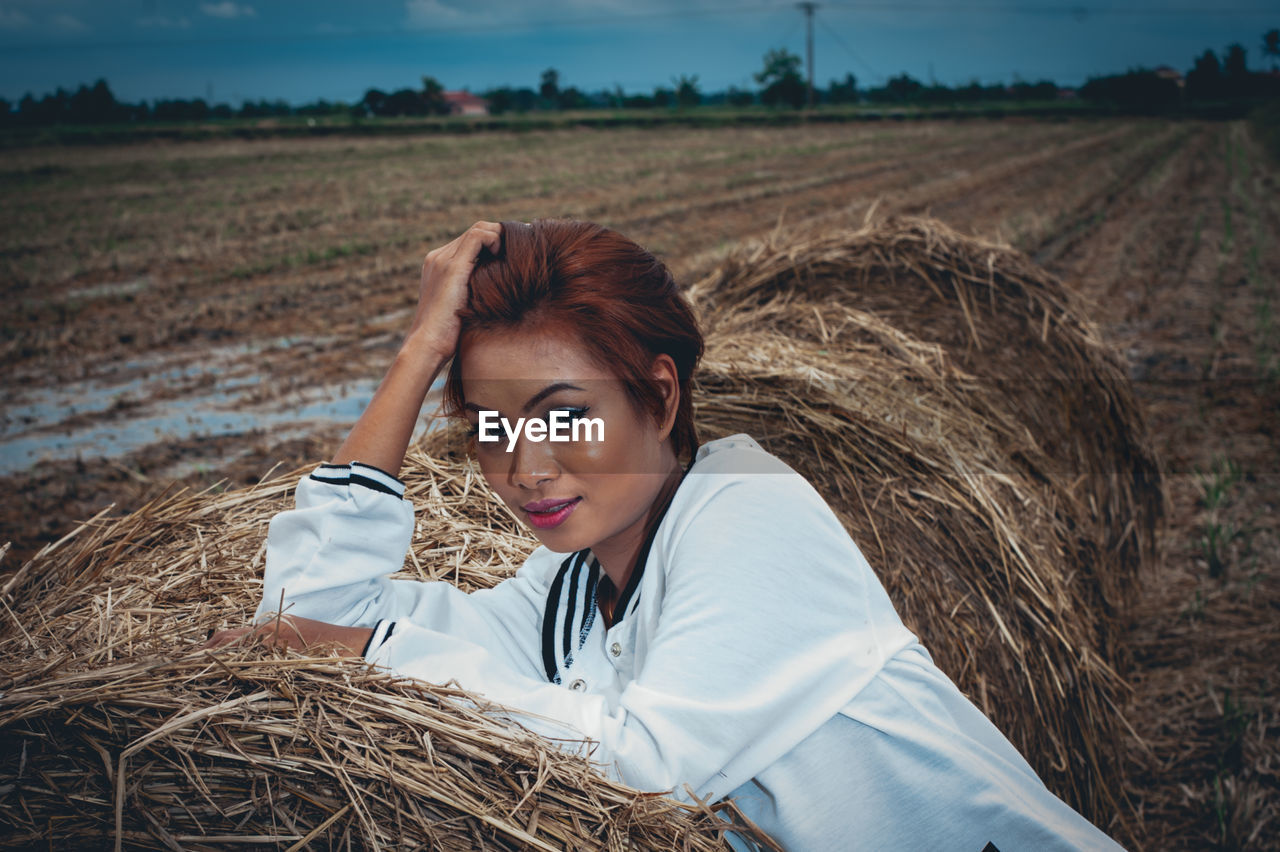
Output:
[[919, 84, 954, 104], [360, 88, 388, 117], [539, 68, 560, 106], [557, 86, 588, 110], [1265, 29, 1280, 71], [1223, 43, 1249, 96], [886, 73, 923, 101], [23, 87, 69, 124], [725, 85, 754, 107], [297, 99, 346, 117], [826, 73, 858, 105], [955, 80, 983, 102], [511, 87, 537, 112], [482, 86, 537, 113], [754, 48, 806, 108], [1080, 69, 1179, 112], [623, 92, 656, 108], [652, 86, 675, 108], [1009, 80, 1057, 101], [673, 74, 701, 108], [1186, 50, 1224, 101], [866, 73, 925, 103], [384, 88, 425, 116], [239, 98, 290, 118], [153, 98, 210, 122], [483, 86, 514, 114], [603, 84, 625, 109], [18, 93, 38, 124], [65, 79, 121, 123], [421, 76, 449, 115]]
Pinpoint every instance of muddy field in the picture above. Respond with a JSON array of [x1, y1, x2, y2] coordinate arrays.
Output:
[[2, 118, 1277, 849]]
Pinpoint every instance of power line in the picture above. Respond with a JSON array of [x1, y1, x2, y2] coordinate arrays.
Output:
[[817, 13, 884, 82]]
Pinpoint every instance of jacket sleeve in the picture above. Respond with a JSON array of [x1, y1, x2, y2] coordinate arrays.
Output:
[[255, 461, 553, 680], [368, 447, 916, 802]]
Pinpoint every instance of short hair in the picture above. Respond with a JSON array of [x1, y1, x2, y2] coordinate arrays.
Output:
[[444, 219, 704, 461]]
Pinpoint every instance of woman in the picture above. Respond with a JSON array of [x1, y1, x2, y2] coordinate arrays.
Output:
[[210, 220, 1123, 851]]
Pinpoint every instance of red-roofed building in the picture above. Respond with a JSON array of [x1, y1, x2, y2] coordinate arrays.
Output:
[[1154, 66, 1185, 89], [443, 91, 489, 116]]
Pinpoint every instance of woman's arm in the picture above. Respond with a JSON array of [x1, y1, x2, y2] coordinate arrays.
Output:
[[331, 220, 501, 474], [204, 222, 503, 652], [200, 613, 373, 655], [206, 456, 554, 670]]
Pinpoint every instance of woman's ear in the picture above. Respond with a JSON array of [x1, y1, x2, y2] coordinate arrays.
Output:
[[650, 354, 680, 442]]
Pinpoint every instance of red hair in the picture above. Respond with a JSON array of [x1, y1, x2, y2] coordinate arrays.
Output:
[[444, 219, 704, 460]]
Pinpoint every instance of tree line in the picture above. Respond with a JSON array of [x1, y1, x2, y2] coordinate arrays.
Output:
[[3, 31, 1277, 128]]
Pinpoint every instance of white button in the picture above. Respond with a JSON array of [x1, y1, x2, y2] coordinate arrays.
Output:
[[610, 642, 622, 657], [569, 678, 586, 691]]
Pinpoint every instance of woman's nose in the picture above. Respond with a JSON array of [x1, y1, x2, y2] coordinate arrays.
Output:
[[507, 433, 560, 489]]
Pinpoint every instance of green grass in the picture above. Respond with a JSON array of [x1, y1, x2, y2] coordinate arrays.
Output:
[[1195, 455, 1243, 579]]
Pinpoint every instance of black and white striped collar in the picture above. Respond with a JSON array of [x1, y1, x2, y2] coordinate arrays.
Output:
[[539, 465, 690, 683]]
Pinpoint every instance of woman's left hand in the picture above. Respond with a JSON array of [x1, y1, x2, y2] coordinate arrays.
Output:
[[200, 615, 373, 657]]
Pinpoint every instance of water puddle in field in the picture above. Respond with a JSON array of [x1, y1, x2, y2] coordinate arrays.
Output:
[[0, 338, 441, 475]]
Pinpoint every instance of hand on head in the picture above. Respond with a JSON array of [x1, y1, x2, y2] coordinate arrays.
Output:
[[408, 220, 502, 364]]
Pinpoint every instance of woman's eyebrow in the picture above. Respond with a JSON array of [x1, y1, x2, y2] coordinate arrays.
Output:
[[522, 383, 584, 413], [462, 383, 585, 415]]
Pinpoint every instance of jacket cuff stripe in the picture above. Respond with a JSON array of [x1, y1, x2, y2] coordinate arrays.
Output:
[[349, 473, 402, 498], [362, 619, 396, 656], [350, 461, 405, 492], [307, 462, 406, 497]]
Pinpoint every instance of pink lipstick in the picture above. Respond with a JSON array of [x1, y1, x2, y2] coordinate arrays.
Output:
[[522, 497, 581, 530]]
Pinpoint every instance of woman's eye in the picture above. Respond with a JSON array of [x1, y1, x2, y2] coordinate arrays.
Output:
[[559, 406, 590, 421], [464, 421, 497, 441]]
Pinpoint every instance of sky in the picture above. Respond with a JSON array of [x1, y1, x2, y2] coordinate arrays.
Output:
[[0, 1, 1275, 106]]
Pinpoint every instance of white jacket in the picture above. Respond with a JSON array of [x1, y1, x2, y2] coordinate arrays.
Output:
[[256, 435, 1123, 851]]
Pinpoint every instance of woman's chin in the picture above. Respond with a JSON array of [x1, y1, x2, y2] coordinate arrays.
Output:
[[529, 526, 590, 555]]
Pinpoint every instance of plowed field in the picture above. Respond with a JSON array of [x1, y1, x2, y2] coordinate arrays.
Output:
[[2, 118, 1277, 849]]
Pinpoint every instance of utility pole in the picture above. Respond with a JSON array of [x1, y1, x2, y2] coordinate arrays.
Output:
[[797, 2, 818, 108]]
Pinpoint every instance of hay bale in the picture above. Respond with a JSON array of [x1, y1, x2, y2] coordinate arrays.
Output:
[[0, 216, 1159, 847], [685, 216, 1162, 825]]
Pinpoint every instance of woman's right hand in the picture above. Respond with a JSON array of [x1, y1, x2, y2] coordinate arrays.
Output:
[[406, 220, 502, 362]]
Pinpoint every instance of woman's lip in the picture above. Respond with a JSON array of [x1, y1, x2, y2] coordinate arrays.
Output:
[[523, 497, 581, 530], [522, 496, 580, 513]]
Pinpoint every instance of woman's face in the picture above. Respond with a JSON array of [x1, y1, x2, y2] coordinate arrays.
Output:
[[457, 325, 680, 562]]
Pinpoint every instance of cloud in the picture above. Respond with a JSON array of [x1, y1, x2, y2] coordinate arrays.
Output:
[[201, 2, 256, 19], [402, 0, 737, 30], [51, 12, 86, 31], [0, 6, 29, 28], [405, 0, 475, 25], [137, 15, 192, 29]]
